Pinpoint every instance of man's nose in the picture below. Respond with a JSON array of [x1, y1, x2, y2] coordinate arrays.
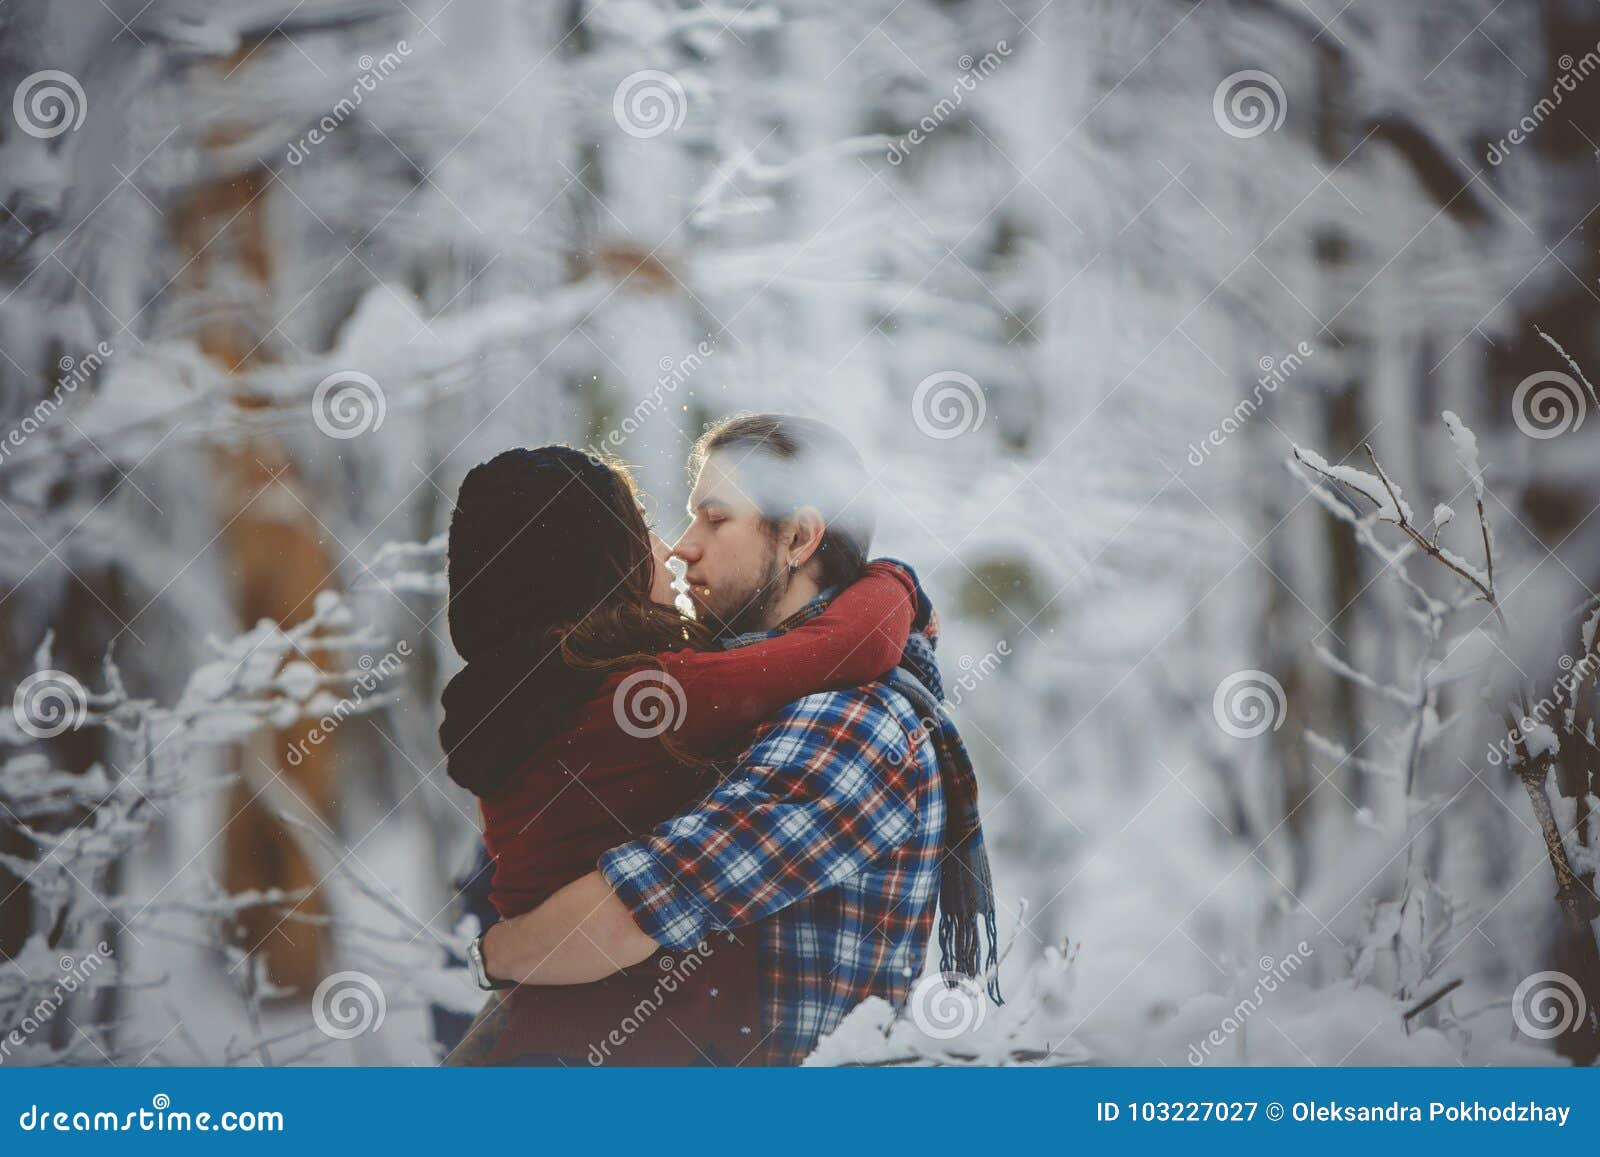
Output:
[[670, 535, 701, 564]]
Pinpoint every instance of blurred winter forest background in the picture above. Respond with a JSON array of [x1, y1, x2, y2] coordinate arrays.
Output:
[[4, 0, 1600, 1068]]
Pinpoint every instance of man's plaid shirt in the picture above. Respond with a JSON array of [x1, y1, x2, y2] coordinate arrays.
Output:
[[597, 596, 946, 1065]]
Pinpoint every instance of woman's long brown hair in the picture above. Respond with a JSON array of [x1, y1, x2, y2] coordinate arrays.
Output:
[[551, 455, 714, 674]]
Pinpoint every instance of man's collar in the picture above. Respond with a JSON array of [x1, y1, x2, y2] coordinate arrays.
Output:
[[718, 586, 842, 650]]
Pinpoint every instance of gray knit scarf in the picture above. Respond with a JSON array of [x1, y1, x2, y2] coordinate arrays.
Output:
[[885, 612, 1003, 1003]]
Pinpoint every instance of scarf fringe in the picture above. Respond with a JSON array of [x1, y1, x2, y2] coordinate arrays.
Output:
[[938, 909, 1003, 1005]]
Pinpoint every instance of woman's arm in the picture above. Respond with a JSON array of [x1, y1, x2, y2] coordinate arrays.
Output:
[[482, 870, 655, 986], [484, 680, 923, 987], [655, 559, 915, 749]]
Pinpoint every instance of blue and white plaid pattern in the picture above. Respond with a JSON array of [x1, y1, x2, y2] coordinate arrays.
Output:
[[598, 629, 946, 1064]]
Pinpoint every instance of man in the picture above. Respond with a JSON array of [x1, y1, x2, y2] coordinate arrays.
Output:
[[476, 414, 999, 1064]]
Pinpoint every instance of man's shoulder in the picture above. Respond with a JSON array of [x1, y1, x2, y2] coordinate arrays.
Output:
[[781, 678, 920, 718], [762, 681, 927, 760]]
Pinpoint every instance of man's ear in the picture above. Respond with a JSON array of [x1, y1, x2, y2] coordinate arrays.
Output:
[[788, 505, 826, 569]]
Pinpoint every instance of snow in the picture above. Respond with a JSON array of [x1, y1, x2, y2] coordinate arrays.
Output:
[[1440, 411, 1485, 500], [1147, 981, 1562, 1067], [2, 0, 1595, 1073], [1535, 327, 1600, 406], [1293, 445, 1413, 523], [1524, 724, 1560, 760], [278, 661, 322, 702]]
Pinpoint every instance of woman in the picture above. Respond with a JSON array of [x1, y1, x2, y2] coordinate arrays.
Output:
[[438, 446, 914, 1065]]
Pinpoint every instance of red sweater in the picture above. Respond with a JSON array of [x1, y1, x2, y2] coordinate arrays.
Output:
[[479, 563, 915, 1065]]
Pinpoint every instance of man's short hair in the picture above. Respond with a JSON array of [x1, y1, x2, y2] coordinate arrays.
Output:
[[691, 413, 875, 590]]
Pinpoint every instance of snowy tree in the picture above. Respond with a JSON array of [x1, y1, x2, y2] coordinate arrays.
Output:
[[2, 0, 1598, 1066]]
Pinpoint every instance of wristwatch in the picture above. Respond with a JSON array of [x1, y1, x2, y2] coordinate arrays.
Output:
[[466, 927, 513, 991]]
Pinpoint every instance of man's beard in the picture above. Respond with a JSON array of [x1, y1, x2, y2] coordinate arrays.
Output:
[[697, 545, 789, 638]]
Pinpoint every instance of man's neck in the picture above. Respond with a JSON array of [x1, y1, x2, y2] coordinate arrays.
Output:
[[761, 572, 823, 630]]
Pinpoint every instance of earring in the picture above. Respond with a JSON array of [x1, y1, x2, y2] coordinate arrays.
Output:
[[788, 559, 799, 574]]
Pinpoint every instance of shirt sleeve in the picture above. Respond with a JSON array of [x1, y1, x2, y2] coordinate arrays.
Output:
[[597, 689, 922, 950], [654, 560, 914, 751]]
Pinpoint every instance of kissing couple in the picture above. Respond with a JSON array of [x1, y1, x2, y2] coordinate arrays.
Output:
[[439, 413, 1000, 1066]]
